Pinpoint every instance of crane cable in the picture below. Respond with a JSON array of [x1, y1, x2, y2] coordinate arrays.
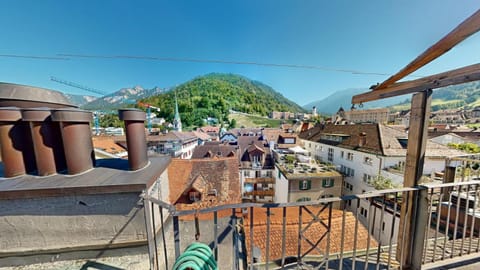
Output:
[[172, 242, 217, 270]]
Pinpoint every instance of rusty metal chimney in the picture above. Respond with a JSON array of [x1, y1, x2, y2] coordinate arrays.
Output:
[[118, 109, 148, 170], [0, 107, 36, 177], [21, 108, 67, 176], [51, 108, 95, 175]]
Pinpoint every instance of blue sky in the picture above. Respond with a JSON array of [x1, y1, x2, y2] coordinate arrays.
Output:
[[0, 1, 479, 105]]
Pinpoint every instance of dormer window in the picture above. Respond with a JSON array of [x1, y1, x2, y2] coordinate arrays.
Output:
[[189, 191, 201, 202]]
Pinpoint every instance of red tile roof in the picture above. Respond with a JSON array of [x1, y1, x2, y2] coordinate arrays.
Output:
[[167, 157, 241, 210], [92, 136, 126, 155], [243, 207, 377, 262]]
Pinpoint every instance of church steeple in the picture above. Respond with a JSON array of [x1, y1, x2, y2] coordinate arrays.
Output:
[[173, 91, 182, 132]]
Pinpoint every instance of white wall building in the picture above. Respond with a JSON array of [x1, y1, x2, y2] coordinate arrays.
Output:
[[299, 123, 464, 244]]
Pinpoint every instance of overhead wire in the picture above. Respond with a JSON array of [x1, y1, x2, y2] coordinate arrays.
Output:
[[0, 52, 423, 78]]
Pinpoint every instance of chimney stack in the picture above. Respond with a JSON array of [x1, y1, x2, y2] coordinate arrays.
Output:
[[22, 108, 66, 176], [359, 132, 367, 147], [118, 109, 148, 171], [51, 108, 95, 175], [0, 107, 36, 177]]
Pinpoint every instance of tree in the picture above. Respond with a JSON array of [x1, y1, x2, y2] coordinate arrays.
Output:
[[229, 118, 237, 129], [371, 175, 397, 190]]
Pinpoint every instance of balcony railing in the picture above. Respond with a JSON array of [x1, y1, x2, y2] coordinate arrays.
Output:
[[243, 190, 275, 197], [142, 180, 480, 270], [244, 177, 275, 184]]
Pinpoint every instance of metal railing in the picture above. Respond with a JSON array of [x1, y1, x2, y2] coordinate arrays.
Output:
[[142, 180, 480, 270]]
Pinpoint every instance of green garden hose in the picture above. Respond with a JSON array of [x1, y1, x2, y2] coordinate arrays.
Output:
[[172, 242, 217, 270]]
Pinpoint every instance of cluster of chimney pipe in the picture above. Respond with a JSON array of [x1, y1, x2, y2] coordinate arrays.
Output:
[[0, 107, 148, 178]]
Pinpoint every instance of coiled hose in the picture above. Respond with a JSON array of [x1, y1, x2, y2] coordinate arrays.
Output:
[[172, 242, 217, 270]]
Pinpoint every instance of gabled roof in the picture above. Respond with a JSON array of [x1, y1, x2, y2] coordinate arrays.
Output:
[[167, 157, 240, 208], [247, 144, 265, 154], [92, 136, 126, 155], [299, 123, 465, 157], [191, 143, 239, 159], [198, 125, 220, 133], [147, 131, 197, 142], [192, 130, 212, 141]]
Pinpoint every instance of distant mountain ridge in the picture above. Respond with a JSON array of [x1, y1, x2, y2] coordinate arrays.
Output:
[[81, 86, 165, 110], [305, 81, 480, 114], [64, 94, 97, 107], [303, 88, 407, 114]]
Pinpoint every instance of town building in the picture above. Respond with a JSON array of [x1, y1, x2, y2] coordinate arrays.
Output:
[[343, 108, 390, 124], [197, 125, 220, 141], [144, 131, 198, 159], [238, 136, 276, 202], [299, 123, 464, 243], [274, 151, 343, 207]]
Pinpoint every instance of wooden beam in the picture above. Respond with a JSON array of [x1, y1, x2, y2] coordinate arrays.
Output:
[[375, 9, 480, 90], [396, 90, 432, 269], [352, 63, 480, 104]]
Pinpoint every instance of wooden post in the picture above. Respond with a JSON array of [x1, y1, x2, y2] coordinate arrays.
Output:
[[397, 90, 432, 269]]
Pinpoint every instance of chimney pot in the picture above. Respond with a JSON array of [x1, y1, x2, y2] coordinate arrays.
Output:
[[0, 107, 36, 177], [51, 108, 95, 175], [119, 109, 148, 171], [359, 132, 367, 147], [22, 108, 66, 176]]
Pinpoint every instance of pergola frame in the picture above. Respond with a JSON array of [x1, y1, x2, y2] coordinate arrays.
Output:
[[351, 9, 480, 270]]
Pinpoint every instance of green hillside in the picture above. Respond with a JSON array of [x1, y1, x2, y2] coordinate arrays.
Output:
[[389, 81, 480, 112], [141, 73, 305, 128]]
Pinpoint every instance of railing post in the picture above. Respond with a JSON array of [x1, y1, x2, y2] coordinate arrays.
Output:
[[144, 198, 159, 270], [397, 89, 432, 269], [411, 187, 429, 268]]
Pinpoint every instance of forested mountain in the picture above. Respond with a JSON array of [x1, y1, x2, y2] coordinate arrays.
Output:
[[388, 81, 480, 111], [141, 73, 305, 127]]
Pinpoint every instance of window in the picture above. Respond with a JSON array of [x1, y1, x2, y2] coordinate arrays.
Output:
[[347, 152, 354, 161], [328, 148, 334, 162], [299, 180, 311, 190], [360, 207, 368, 218], [340, 151, 344, 159], [189, 191, 201, 202], [364, 156, 373, 165], [382, 222, 386, 232], [255, 171, 261, 177], [244, 170, 250, 177], [265, 170, 273, 177], [322, 178, 334, 188], [363, 174, 374, 184]]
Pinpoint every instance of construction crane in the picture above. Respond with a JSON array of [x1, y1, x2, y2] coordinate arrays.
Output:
[[50, 76, 108, 96], [50, 76, 109, 135], [138, 101, 160, 133]]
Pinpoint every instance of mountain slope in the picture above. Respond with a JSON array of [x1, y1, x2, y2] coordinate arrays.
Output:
[[81, 86, 165, 110], [141, 73, 305, 127], [64, 94, 97, 107], [389, 81, 480, 111], [306, 82, 480, 114], [304, 88, 407, 114]]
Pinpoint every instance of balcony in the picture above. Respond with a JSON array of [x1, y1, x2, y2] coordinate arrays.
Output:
[[244, 189, 275, 197], [142, 180, 480, 270], [244, 177, 275, 184]]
